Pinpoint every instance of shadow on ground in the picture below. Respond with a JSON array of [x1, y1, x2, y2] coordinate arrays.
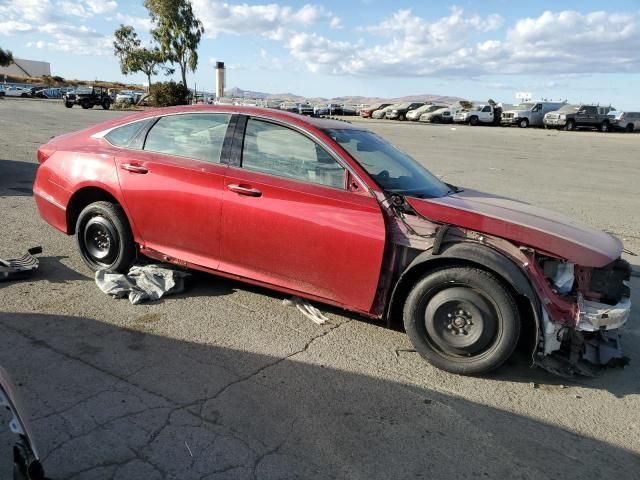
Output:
[[0, 159, 37, 196], [0, 312, 638, 480]]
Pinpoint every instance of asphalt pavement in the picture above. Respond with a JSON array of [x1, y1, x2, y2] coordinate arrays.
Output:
[[0, 98, 639, 479]]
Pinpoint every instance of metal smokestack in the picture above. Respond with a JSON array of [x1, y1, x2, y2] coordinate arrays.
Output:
[[215, 61, 225, 98]]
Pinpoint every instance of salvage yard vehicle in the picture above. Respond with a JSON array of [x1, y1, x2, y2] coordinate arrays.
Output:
[[406, 104, 446, 121], [543, 104, 615, 131], [2, 86, 32, 97], [607, 111, 640, 132], [63, 86, 111, 109], [501, 101, 566, 128], [419, 107, 453, 124], [33, 106, 632, 376], [360, 103, 391, 118], [372, 104, 397, 119], [454, 103, 505, 126], [385, 102, 425, 121]]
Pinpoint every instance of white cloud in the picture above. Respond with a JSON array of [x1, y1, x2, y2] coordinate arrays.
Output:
[[285, 8, 640, 77], [114, 12, 153, 32], [0, 20, 34, 35], [191, 1, 339, 39]]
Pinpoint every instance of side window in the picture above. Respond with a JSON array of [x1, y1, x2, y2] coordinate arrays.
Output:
[[533, 104, 542, 112], [143, 113, 231, 163], [104, 120, 149, 148], [482, 105, 492, 113], [241, 119, 346, 189]]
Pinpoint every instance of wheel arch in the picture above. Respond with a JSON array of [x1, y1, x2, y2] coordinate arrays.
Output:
[[386, 242, 540, 355], [66, 186, 121, 235]]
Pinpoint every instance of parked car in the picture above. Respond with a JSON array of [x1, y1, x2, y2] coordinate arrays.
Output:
[[0, 86, 5, 97], [543, 104, 615, 131], [407, 104, 447, 121], [64, 86, 111, 109], [34, 87, 62, 99], [454, 103, 505, 126], [279, 101, 299, 113], [419, 107, 453, 124], [372, 104, 398, 119], [342, 104, 358, 116], [607, 111, 640, 132], [360, 103, 391, 118], [2, 86, 32, 97], [1, 366, 49, 479], [33, 105, 632, 376], [386, 102, 425, 121], [313, 104, 329, 116], [297, 103, 314, 116], [501, 101, 567, 128]]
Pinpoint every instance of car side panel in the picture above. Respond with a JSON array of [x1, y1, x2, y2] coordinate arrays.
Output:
[[219, 168, 387, 312]]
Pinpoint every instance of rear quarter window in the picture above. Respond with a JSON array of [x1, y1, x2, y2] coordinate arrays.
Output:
[[104, 120, 148, 148]]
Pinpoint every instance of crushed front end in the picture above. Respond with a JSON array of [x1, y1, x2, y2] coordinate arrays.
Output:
[[531, 255, 632, 376]]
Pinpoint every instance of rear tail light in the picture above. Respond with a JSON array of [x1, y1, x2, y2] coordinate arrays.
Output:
[[37, 145, 56, 164]]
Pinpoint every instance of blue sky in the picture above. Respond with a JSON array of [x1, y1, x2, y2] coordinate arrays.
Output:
[[2, 0, 640, 108]]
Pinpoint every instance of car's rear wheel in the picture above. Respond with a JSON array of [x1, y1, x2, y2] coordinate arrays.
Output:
[[518, 118, 529, 128], [76, 201, 135, 273], [626, 123, 634, 133], [65, 102, 73, 108], [469, 116, 479, 126], [81, 101, 91, 109], [600, 121, 610, 132], [102, 99, 111, 110], [564, 120, 575, 131], [403, 267, 520, 375]]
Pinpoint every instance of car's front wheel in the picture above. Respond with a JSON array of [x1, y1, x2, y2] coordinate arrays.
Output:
[[64, 102, 73, 108], [469, 116, 479, 126], [600, 121, 610, 132], [518, 118, 529, 128], [403, 267, 520, 375], [102, 99, 111, 110], [76, 201, 135, 273]]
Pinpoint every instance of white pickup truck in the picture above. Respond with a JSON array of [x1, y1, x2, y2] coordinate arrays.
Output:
[[453, 104, 499, 125]]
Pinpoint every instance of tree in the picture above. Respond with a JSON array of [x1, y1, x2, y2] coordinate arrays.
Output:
[[0, 48, 13, 67], [113, 25, 168, 89], [144, 0, 204, 87]]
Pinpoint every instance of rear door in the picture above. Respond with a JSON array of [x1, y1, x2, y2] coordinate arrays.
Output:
[[219, 117, 386, 312], [114, 113, 233, 268]]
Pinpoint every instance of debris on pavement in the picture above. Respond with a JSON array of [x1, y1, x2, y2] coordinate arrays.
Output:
[[95, 264, 190, 304], [0, 247, 42, 282], [283, 296, 328, 325]]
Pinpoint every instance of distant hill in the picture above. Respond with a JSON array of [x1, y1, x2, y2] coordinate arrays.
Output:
[[224, 86, 462, 105]]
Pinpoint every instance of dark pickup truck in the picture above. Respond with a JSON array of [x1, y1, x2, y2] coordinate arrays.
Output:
[[543, 104, 615, 132]]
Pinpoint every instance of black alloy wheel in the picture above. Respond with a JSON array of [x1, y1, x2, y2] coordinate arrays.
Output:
[[403, 267, 520, 375], [76, 201, 135, 272]]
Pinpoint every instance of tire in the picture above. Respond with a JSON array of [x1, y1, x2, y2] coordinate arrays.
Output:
[[403, 267, 520, 375], [21, 93, 27, 98], [564, 120, 575, 131], [75, 201, 135, 273], [469, 116, 479, 126], [102, 100, 111, 110], [81, 101, 90, 109], [518, 118, 529, 128], [398, 114, 405, 121], [625, 124, 634, 133], [600, 121, 610, 133], [65, 102, 73, 108]]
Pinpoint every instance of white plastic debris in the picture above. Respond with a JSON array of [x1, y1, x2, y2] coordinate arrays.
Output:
[[95, 264, 189, 304], [283, 296, 328, 325]]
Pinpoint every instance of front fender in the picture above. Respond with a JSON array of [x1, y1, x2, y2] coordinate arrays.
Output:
[[387, 241, 542, 355]]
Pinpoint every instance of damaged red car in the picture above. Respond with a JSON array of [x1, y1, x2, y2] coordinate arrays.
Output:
[[33, 106, 632, 375]]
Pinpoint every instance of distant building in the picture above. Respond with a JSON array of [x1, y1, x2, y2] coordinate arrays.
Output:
[[0, 58, 51, 78]]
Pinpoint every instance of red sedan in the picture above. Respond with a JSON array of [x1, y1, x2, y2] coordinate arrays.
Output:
[[34, 106, 631, 375]]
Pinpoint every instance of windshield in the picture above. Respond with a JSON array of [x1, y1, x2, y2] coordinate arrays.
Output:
[[557, 104, 580, 113], [515, 102, 535, 110], [75, 87, 92, 94], [325, 129, 451, 199]]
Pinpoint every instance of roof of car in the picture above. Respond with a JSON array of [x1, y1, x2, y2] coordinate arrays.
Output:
[[140, 105, 362, 130]]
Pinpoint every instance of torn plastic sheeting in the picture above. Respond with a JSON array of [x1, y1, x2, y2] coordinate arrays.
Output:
[[95, 264, 190, 304], [283, 296, 328, 325]]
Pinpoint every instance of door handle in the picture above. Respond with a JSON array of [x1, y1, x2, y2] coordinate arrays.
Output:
[[120, 163, 148, 174], [227, 184, 262, 197]]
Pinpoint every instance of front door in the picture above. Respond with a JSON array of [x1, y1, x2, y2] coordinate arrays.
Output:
[[219, 117, 386, 312], [115, 112, 232, 268]]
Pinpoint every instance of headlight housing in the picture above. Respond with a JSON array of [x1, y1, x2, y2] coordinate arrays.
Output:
[[559, 114, 566, 120]]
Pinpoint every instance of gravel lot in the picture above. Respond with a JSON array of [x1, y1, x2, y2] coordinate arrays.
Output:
[[1, 99, 639, 480]]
